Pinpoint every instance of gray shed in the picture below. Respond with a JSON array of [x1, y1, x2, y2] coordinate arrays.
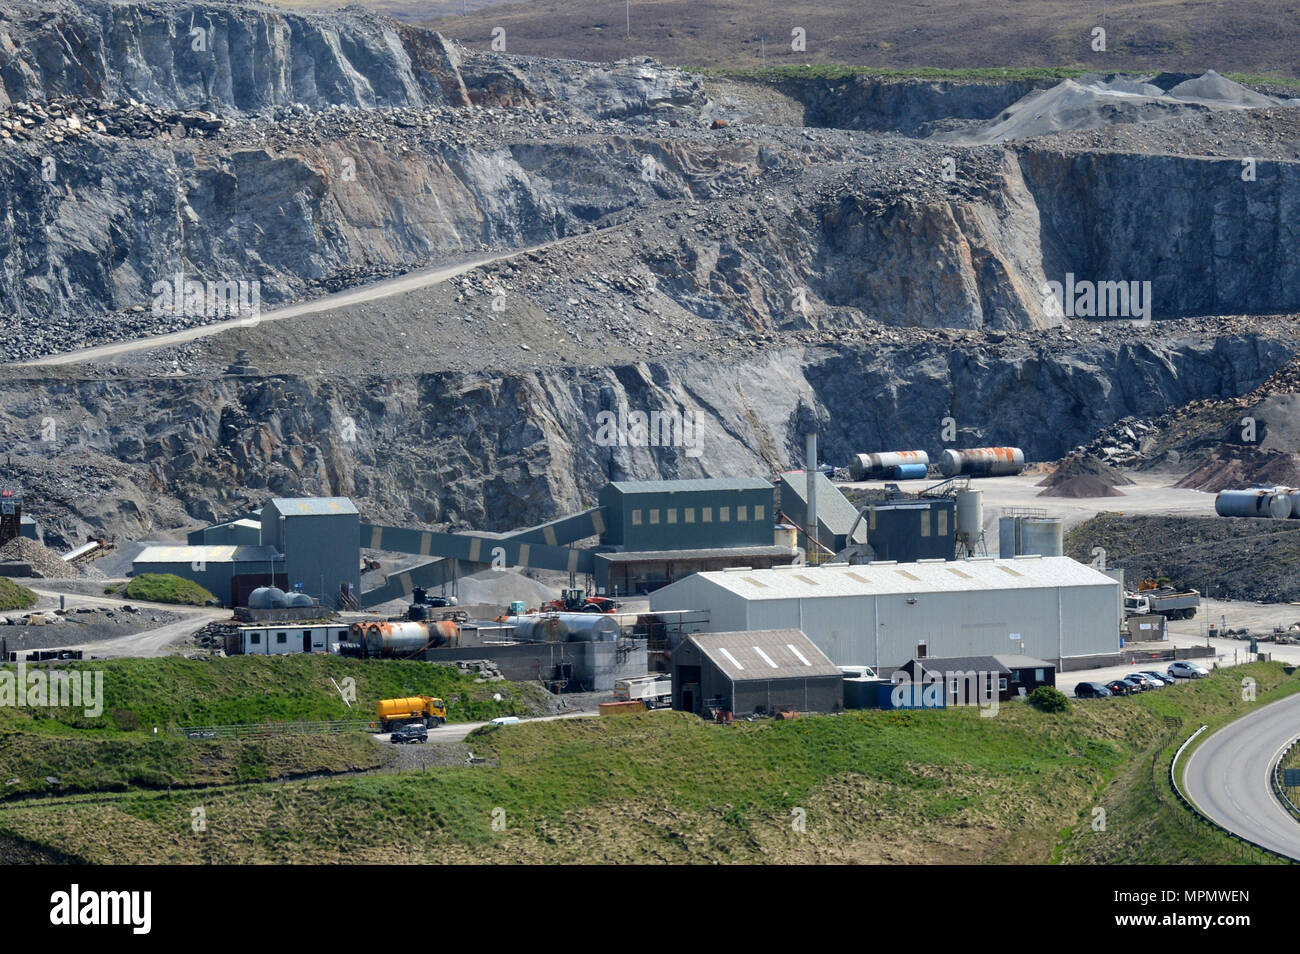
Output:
[[672, 628, 843, 717]]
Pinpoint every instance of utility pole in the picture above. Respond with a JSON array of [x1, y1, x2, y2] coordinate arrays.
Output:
[[760, 33, 766, 68], [626, 0, 630, 38]]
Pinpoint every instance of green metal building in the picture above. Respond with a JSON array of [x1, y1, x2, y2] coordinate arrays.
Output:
[[597, 478, 776, 551]]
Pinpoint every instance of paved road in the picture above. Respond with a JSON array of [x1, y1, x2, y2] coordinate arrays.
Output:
[[376, 709, 597, 744], [1182, 693, 1300, 860], [18, 236, 579, 367]]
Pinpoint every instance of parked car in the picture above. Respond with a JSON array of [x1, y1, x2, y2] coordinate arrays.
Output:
[[390, 723, 428, 744], [489, 716, 520, 726], [1141, 670, 1176, 686], [1075, 682, 1113, 698], [1124, 673, 1156, 691], [1105, 679, 1134, 696], [1168, 661, 1211, 679]]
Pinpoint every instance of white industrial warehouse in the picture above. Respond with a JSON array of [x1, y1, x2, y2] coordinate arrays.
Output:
[[649, 555, 1121, 669]]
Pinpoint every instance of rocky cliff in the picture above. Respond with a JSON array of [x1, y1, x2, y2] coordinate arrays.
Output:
[[2, 1, 1299, 548]]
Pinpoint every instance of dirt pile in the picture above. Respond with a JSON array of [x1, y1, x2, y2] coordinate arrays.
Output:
[[1065, 514, 1300, 602], [0, 537, 78, 578], [1037, 455, 1135, 498], [1174, 444, 1300, 492]]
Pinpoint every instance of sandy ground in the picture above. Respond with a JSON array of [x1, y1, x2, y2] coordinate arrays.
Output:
[[841, 469, 1217, 542]]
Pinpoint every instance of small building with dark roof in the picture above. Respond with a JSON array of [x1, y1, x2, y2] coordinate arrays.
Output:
[[896, 653, 1056, 703], [672, 628, 844, 717]]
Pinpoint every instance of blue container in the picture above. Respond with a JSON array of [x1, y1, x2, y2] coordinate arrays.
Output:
[[888, 463, 928, 480]]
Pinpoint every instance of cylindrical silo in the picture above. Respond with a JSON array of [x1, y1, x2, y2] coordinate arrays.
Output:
[[940, 447, 1026, 478], [1018, 518, 1064, 556], [1216, 489, 1292, 519], [998, 516, 1018, 558], [504, 613, 620, 643], [850, 451, 929, 480], [363, 620, 455, 656], [889, 463, 929, 480], [1265, 487, 1300, 518], [955, 489, 983, 538]]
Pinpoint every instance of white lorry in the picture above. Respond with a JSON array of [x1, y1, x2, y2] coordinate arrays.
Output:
[[1124, 588, 1201, 621], [613, 674, 673, 709]]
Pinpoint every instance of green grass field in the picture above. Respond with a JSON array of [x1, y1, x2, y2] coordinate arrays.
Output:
[[0, 578, 36, 612], [0, 655, 550, 801], [1, 660, 1293, 863], [124, 574, 215, 606]]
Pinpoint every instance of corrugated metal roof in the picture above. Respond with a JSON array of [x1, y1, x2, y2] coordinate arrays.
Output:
[[908, 654, 1054, 676], [606, 478, 772, 494], [680, 556, 1116, 600], [134, 545, 282, 565], [779, 471, 865, 540], [687, 629, 841, 681], [268, 497, 358, 516]]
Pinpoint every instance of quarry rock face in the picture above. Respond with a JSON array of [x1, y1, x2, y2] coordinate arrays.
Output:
[[2, 1, 1299, 544], [1, 330, 1288, 546]]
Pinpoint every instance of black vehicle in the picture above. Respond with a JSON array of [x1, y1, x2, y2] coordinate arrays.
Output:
[[390, 723, 428, 745], [1074, 681, 1113, 698], [1104, 679, 1133, 696]]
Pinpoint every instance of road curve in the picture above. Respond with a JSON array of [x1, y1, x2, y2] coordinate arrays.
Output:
[[1182, 692, 1300, 860], [17, 235, 582, 368]]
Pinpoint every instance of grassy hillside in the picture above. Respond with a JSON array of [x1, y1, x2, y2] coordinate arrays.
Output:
[[0, 654, 549, 734], [1, 662, 1293, 863], [418, 0, 1300, 80], [0, 578, 35, 611], [0, 655, 550, 800], [124, 573, 215, 605]]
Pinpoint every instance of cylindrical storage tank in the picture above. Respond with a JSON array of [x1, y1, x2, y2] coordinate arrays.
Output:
[[426, 620, 457, 648], [504, 613, 620, 642], [955, 489, 983, 538], [1217, 489, 1291, 519], [248, 586, 288, 609], [363, 621, 450, 656], [1265, 492, 1293, 520], [940, 447, 1026, 478], [774, 524, 798, 549], [561, 614, 622, 642], [1265, 487, 1300, 518], [850, 451, 929, 480], [998, 516, 1018, 559], [288, 592, 314, 608], [1019, 518, 1064, 557], [888, 463, 929, 480], [503, 615, 564, 642]]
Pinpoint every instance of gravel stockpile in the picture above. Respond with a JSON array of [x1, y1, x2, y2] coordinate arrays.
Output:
[[1037, 454, 1134, 498], [1175, 444, 1300, 493], [0, 537, 77, 578]]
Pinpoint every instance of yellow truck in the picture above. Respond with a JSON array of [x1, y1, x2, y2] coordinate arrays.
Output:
[[376, 696, 447, 732]]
